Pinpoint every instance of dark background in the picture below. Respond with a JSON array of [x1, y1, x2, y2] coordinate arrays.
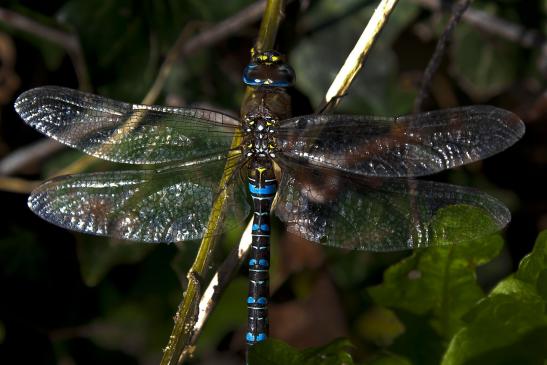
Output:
[[0, 0, 545, 364]]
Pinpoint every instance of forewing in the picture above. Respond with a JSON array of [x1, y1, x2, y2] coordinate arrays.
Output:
[[274, 160, 510, 251], [28, 155, 250, 243], [276, 106, 524, 177], [15, 86, 241, 164]]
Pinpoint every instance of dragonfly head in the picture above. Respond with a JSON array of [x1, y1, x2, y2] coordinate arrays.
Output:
[[243, 50, 295, 88]]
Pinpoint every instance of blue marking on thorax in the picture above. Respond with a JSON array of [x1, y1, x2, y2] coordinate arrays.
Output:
[[252, 223, 259, 231], [249, 259, 257, 266], [248, 183, 276, 195], [260, 224, 270, 231], [246, 332, 255, 342]]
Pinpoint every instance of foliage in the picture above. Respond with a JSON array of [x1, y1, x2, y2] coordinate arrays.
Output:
[[251, 230, 547, 365], [248, 338, 354, 365], [0, 0, 544, 364]]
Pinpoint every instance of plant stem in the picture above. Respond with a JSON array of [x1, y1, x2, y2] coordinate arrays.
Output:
[[0, 7, 91, 91], [255, 0, 284, 53], [414, 0, 472, 112], [161, 1, 285, 364], [320, 0, 400, 113]]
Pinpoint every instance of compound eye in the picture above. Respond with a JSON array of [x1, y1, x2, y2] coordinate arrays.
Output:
[[243, 51, 295, 87]]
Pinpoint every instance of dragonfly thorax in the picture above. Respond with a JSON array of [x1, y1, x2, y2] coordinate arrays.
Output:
[[242, 111, 278, 158]]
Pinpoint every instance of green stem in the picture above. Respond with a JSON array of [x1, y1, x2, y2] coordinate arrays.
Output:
[[255, 0, 284, 53], [160, 1, 285, 364]]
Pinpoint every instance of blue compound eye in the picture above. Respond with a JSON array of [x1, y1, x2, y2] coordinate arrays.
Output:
[[243, 52, 295, 87]]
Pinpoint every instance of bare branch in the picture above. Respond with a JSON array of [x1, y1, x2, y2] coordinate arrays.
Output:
[[0, 7, 91, 90], [143, 0, 267, 105], [414, 0, 472, 112], [0, 176, 40, 193], [0, 139, 63, 177], [1, 0, 267, 182], [190, 221, 253, 344], [414, 0, 547, 52]]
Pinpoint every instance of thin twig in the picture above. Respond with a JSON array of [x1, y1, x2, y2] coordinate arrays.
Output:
[[160, 2, 284, 364], [191, 0, 403, 348], [0, 176, 40, 193], [414, 0, 472, 113], [58, 0, 268, 177], [413, 0, 547, 52], [0, 1, 268, 189], [0, 7, 91, 91], [189, 220, 253, 344], [320, 0, 400, 113], [177, 2, 293, 358], [0, 139, 63, 176], [143, 0, 268, 105]]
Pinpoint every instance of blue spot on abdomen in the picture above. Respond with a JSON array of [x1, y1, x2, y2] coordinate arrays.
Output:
[[248, 183, 276, 195], [256, 333, 267, 342]]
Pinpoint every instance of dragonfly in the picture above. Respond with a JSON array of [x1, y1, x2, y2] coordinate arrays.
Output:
[[15, 50, 524, 347]]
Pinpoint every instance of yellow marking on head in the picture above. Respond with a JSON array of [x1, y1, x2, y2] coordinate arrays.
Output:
[[271, 55, 279, 62]]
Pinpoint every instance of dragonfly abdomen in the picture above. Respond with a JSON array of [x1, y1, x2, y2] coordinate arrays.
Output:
[[246, 158, 276, 345]]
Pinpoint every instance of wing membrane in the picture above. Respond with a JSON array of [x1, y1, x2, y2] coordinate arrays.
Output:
[[276, 106, 524, 177], [274, 159, 509, 251], [28, 155, 249, 242], [15, 86, 241, 164]]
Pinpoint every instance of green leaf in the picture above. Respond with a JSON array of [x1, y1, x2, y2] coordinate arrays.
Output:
[[368, 205, 504, 338], [451, 20, 520, 100], [366, 353, 412, 365], [356, 306, 405, 347], [77, 235, 153, 286], [441, 231, 547, 365], [247, 338, 354, 365]]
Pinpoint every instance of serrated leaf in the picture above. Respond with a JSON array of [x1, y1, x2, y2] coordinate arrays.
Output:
[[368, 205, 504, 339], [441, 231, 547, 365], [248, 338, 354, 365]]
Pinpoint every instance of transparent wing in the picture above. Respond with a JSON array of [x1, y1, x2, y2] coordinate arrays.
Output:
[[276, 106, 524, 177], [28, 154, 250, 243], [274, 159, 510, 251], [15, 86, 241, 164]]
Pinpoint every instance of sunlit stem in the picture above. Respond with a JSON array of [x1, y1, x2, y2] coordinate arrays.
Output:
[[161, 1, 285, 364], [321, 0, 400, 113]]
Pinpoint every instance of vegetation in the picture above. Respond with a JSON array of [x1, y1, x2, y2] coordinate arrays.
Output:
[[0, 0, 545, 364]]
